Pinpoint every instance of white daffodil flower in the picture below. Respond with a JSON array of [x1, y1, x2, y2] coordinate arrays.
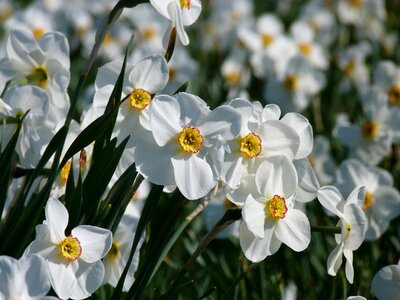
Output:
[[371, 260, 400, 300], [149, 0, 202, 46], [136, 92, 241, 200], [91, 54, 169, 149], [25, 198, 112, 300], [240, 156, 311, 263], [103, 202, 143, 291], [0, 254, 57, 300], [337, 0, 385, 27], [317, 185, 367, 283], [0, 30, 70, 122], [264, 55, 325, 113], [335, 159, 400, 240]]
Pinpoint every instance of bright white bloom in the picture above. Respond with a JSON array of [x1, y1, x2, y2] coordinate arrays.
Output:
[[26, 198, 112, 299], [103, 202, 143, 291], [317, 185, 367, 283], [240, 156, 311, 262], [0, 254, 57, 300], [335, 159, 400, 240], [337, 0, 385, 26], [0, 30, 70, 122], [371, 260, 400, 300], [264, 56, 325, 113], [136, 92, 242, 200], [149, 0, 202, 46], [308, 135, 336, 185]]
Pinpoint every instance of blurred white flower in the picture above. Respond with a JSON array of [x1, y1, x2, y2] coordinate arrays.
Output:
[[371, 260, 400, 300]]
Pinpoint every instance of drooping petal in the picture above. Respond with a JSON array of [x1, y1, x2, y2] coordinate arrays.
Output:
[[45, 198, 68, 244], [317, 186, 345, 218], [275, 209, 311, 252], [239, 220, 281, 263], [255, 156, 298, 199], [171, 155, 215, 200], [129, 54, 169, 93], [150, 95, 181, 146], [72, 226, 112, 263], [343, 249, 354, 283], [242, 195, 266, 239], [168, 1, 189, 46], [327, 243, 344, 276]]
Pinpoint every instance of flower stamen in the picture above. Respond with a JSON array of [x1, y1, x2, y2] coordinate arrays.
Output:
[[58, 236, 82, 261], [178, 126, 204, 154], [130, 88, 152, 110], [267, 195, 288, 219], [239, 133, 262, 158]]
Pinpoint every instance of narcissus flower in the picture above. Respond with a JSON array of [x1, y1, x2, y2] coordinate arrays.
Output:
[[239, 156, 311, 263], [25, 198, 112, 299], [371, 260, 400, 300], [317, 185, 367, 283]]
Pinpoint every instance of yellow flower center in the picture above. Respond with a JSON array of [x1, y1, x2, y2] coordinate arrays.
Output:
[[283, 74, 298, 92], [60, 161, 71, 185], [387, 85, 400, 105], [348, 0, 363, 7], [30, 66, 49, 88], [225, 70, 241, 86], [178, 126, 204, 154], [239, 133, 262, 158], [142, 27, 156, 40], [261, 34, 274, 47], [102, 33, 113, 46], [343, 61, 355, 77], [58, 236, 82, 261], [179, 0, 191, 9], [298, 43, 312, 56], [363, 191, 375, 210], [129, 88, 152, 110], [267, 195, 288, 219], [362, 121, 379, 140], [32, 27, 45, 40], [106, 242, 119, 261]]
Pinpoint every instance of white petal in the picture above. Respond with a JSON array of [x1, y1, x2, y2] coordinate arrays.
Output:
[[317, 186, 345, 218], [150, 95, 181, 146], [171, 155, 215, 200], [371, 264, 400, 300], [281, 113, 313, 159], [293, 159, 320, 202], [275, 209, 310, 252], [168, 1, 189, 46], [239, 220, 281, 263], [0, 256, 17, 298], [129, 54, 169, 93], [258, 120, 300, 160], [262, 104, 281, 121], [72, 226, 112, 263], [199, 105, 242, 141], [346, 185, 366, 207], [45, 198, 68, 244], [47, 260, 76, 300], [20, 254, 51, 297], [327, 243, 344, 276], [71, 261, 105, 299], [343, 249, 354, 283], [242, 195, 266, 239], [255, 156, 298, 199], [344, 203, 367, 251]]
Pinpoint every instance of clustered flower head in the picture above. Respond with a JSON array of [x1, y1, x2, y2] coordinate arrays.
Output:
[[0, 0, 399, 299]]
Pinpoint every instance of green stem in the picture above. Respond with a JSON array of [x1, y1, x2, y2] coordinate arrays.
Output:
[[311, 226, 341, 234]]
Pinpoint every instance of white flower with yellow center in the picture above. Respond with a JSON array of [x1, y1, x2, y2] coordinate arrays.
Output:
[[149, 0, 202, 46], [317, 185, 367, 283], [0, 30, 70, 122], [240, 156, 311, 263], [135, 92, 242, 200], [334, 159, 400, 240], [264, 56, 325, 113], [25, 198, 112, 299]]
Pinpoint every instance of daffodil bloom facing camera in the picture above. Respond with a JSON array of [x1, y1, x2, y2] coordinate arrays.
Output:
[[135, 92, 242, 200], [239, 156, 311, 263], [317, 185, 367, 283], [25, 198, 112, 300]]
